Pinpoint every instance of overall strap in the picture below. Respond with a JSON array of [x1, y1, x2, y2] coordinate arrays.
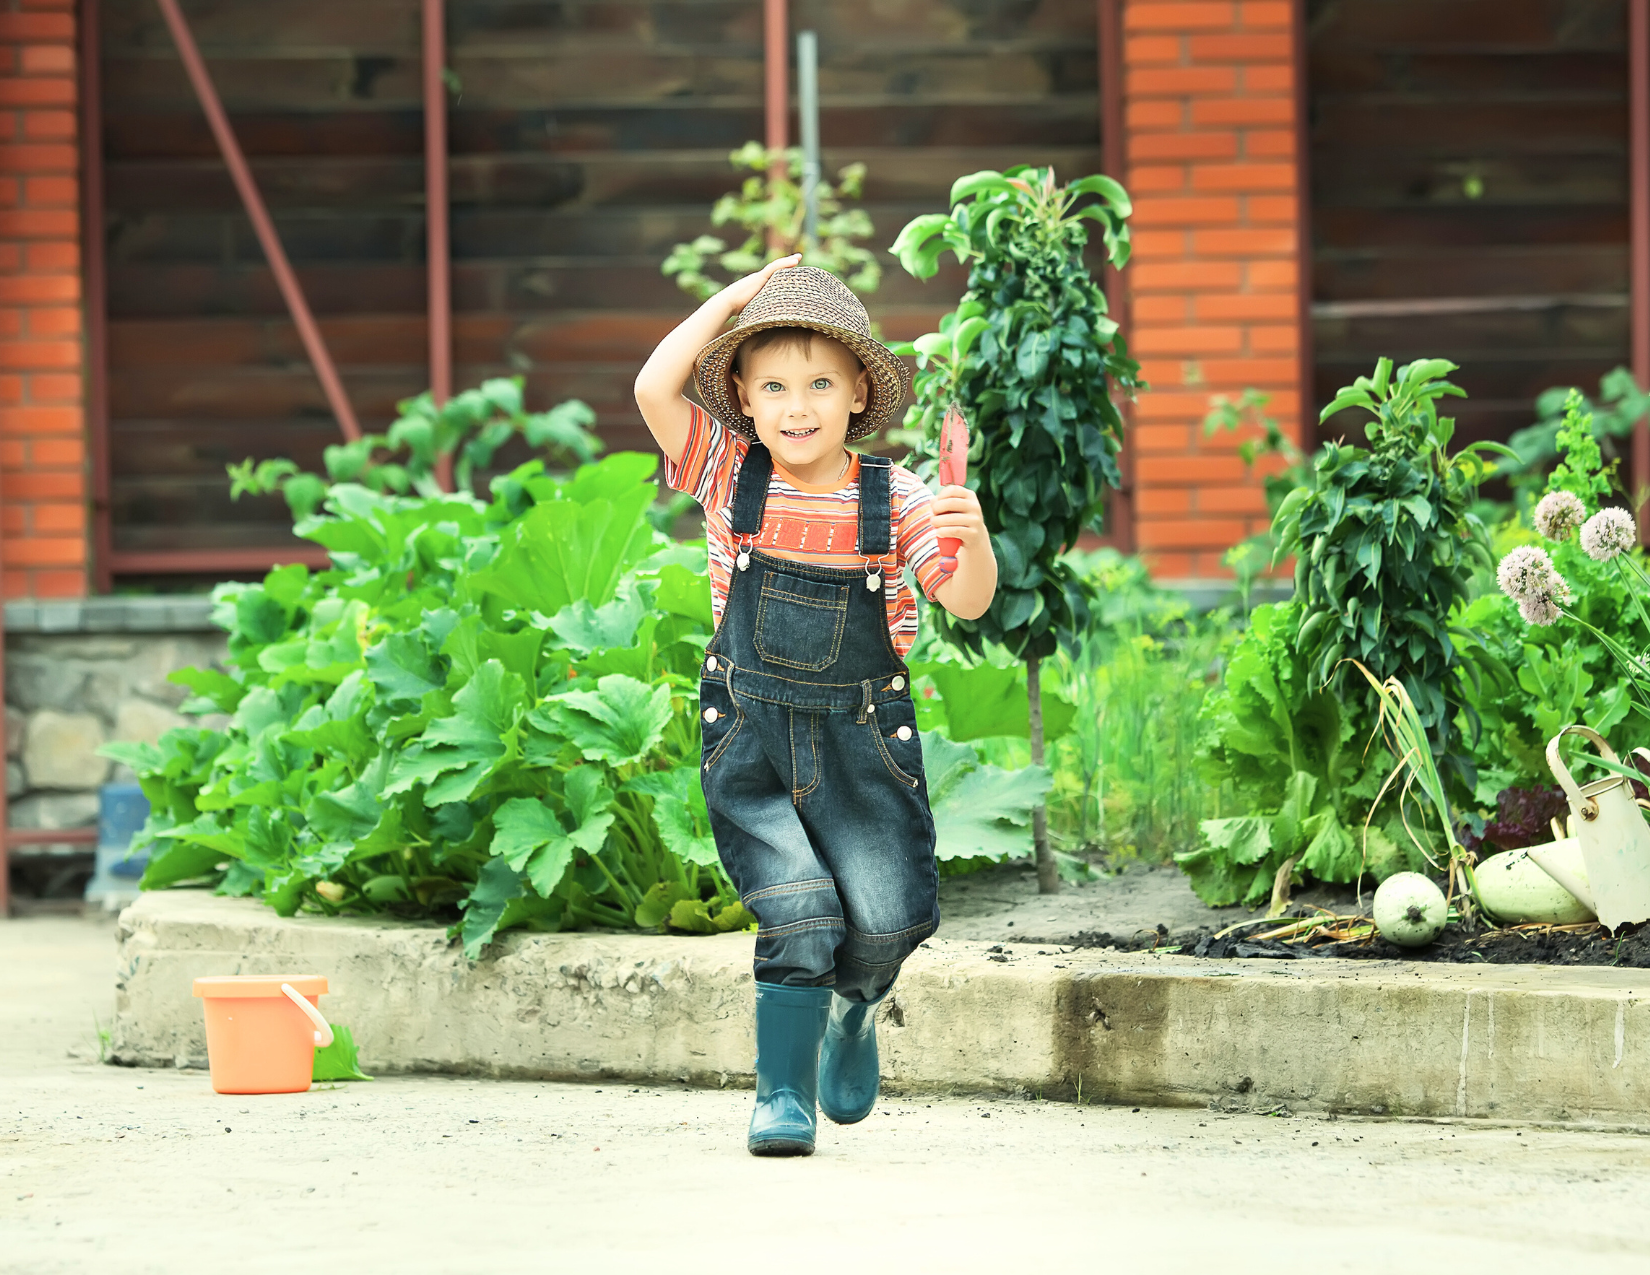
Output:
[[856, 455, 893, 556], [730, 441, 774, 538]]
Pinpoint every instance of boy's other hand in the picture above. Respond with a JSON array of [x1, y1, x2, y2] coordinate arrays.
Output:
[[930, 485, 989, 551], [719, 254, 803, 312]]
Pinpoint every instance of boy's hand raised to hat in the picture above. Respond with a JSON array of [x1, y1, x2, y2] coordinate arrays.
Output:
[[718, 254, 803, 313], [634, 253, 801, 465]]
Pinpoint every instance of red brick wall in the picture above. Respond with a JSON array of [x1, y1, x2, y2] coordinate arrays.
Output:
[[0, 0, 84, 599], [1122, 0, 1303, 580]]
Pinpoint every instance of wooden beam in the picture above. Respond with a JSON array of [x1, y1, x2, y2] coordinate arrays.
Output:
[[81, 0, 112, 595], [1098, 0, 1132, 552], [764, 0, 787, 251], [1293, 0, 1314, 452]]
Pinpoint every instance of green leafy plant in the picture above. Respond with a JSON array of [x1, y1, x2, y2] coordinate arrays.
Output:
[[229, 376, 599, 515], [891, 165, 1140, 893], [1271, 358, 1513, 799], [661, 142, 880, 299], [1042, 549, 1224, 863], [1500, 367, 1649, 500], [1178, 600, 1422, 908], [109, 448, 755, 959]]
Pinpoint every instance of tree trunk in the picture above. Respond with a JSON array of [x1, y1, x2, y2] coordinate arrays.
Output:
[[1029, 652, 1057, 894]]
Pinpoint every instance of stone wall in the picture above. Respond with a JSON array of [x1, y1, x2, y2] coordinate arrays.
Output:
[[5, 597, 226, 837]]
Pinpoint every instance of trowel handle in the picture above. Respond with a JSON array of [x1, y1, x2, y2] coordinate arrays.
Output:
[[281, 982, 335, 1049], [935, 404, 969, 575]]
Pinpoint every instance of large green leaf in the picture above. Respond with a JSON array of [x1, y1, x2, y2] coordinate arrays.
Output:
[[924, 731, 1052, 861], [386, 659, 524, 804], [917, 661, 1074, 743], [538, 674, 672, 767], [459, 857, 526, 959], [491, 769, 615, 897], [469, 470, 656, 614]]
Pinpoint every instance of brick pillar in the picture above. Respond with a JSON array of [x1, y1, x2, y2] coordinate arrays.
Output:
[[0, 0, 86, 599], [1122, 0, 1303, 580]]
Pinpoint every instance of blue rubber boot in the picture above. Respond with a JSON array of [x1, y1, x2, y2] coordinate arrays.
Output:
[[818, 987, 890, 1125], [748, 982, 833, 1157]]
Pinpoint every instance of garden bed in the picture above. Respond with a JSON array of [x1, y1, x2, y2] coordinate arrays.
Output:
[[944, 862, 1650, 969]]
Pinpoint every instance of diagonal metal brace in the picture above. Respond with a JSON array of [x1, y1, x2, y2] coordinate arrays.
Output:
[[152, 0, 362, 441]]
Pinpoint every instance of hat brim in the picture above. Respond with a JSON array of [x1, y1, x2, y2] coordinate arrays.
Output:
[[693, 318, 911, 443]]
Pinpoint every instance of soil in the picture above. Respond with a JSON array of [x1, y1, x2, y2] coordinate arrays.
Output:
[[939, 859, 1650, 968]]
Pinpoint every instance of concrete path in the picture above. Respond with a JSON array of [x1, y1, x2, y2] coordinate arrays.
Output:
[[7, 915, 1650, 1273]]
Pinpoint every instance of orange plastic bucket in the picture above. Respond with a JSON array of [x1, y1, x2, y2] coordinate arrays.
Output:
[[191, 974, 333, 1095]]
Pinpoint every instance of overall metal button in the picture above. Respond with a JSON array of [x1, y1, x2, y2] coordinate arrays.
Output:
[[890, 675, 905, 691], [706, 656, 718, 672], [703, 707, 719, 723], [866, 572, 882, 591], [896, 725, 912, 741]]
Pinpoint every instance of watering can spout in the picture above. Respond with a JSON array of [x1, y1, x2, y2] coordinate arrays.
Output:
[[1522, 841, 1598, 915]]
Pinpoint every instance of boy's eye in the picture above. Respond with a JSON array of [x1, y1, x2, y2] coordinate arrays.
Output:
[[762, 381, 784, 393], [811, 378, 832, 390]]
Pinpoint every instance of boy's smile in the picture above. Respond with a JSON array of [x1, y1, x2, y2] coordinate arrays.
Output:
[[732, 334, 869, 488]]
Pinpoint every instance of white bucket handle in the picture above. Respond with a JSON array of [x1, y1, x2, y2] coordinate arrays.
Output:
[[280, 982, 335, 1049], [1546, 725, 1622, 822]]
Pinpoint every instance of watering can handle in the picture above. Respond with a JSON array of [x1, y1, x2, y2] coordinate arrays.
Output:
[[280, 982, 335, 1049], [1546, 725, 1621, 822]]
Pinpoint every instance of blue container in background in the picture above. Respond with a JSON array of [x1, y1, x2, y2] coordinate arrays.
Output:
[[85, 782, 152, 907]]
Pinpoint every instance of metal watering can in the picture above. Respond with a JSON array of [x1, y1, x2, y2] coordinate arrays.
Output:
[[1539, 726, 1650, 930]]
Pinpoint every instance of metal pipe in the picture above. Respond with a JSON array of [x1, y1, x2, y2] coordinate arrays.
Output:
[[1632, 0, 1649, 534], [423, 0, 453, 491], [152, 0, 362, 442], [81, 0, 112, 594], [797, 29, 820, 245], [1097, 0, 1131, 551], [763, 0, 788, 251], [1292, 0, 1314, 455]]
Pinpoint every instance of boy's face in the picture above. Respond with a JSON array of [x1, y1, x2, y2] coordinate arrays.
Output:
[[732, 335, 869, 478]]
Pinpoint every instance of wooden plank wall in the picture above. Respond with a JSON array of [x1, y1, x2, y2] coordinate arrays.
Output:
[[1308, 0, 1631, 448], [99, 0, 1103, 566]]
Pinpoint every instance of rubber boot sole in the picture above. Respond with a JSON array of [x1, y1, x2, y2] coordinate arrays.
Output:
[[747, 1135, 816, 1157]]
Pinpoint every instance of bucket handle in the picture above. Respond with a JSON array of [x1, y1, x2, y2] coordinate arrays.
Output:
[[1546, 725, 1621, 823], [280, 982, 335, 1049]]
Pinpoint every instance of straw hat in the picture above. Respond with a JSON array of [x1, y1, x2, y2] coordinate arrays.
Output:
[[692, 266, 910, 442]]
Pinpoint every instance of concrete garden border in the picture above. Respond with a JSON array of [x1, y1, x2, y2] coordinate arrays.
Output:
[[113, 890, 1650, 1123]]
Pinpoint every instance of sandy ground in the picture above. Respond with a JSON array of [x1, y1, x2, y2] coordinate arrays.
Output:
[[6, 914, 1650, 1273]]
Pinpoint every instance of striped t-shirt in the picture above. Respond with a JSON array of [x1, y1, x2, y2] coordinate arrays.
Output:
[[664, 404, 948, 658]]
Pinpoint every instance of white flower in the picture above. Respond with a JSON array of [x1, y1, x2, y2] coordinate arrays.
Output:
[[1580, 507, 1637, 562], [1533, 491, 1586, 541], [1517, 592, 1561, 626], [1497, 544, 1568, 603]]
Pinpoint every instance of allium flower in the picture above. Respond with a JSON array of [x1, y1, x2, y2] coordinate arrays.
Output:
[[1533, 491, 1586, 541], [1497, 544, 1568, 603], [1580, 507, 1637, 562], [1517, 592, 1561, 626]]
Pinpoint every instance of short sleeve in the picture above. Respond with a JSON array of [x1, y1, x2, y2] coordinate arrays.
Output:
[[893, 470, 949, 601], [663, 403, 742, 515]]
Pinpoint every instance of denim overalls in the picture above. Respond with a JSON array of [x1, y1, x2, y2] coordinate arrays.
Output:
[[698, 443, 940, 1002]]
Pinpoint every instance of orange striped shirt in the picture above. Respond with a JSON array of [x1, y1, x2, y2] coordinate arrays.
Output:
[[664, 404, 948, 658]]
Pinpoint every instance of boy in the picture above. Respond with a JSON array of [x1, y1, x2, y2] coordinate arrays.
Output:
[[634, 258, 997, 1155]]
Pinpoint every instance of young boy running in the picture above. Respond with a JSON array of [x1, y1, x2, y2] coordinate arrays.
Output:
[[634, 258, 997, 1156]]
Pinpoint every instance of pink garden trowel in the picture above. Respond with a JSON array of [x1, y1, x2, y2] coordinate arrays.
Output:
[[935, 403, 969, 575]]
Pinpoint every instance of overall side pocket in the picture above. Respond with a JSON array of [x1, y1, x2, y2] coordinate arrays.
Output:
[[869, 697, 924, 789], [699, 677, 744, 774]]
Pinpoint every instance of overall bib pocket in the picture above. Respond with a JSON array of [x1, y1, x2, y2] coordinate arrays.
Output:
[[753, 571, 850, 672]]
